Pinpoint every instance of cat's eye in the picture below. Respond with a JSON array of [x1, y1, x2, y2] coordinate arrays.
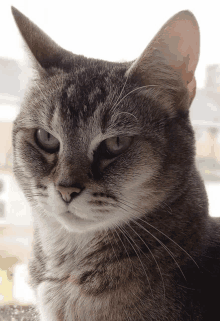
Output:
[[104, 136, 132, 157], [35, 129, 60, 153]]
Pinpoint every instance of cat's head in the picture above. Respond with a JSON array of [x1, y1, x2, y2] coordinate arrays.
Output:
[[12, 7, 199, 233]]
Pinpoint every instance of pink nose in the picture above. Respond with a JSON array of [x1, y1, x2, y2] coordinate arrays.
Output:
[[56, 185, 82, 203]]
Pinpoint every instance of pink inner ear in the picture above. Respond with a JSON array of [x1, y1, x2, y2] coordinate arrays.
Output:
[[162, 18, 200, 85], [187, 77, 196, 102], [127, 11, 200, 96]]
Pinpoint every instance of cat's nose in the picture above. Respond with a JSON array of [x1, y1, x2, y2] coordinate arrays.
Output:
[[55, 185, 83, 203]]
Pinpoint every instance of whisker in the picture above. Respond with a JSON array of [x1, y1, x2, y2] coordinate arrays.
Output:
[[137, 216, 199, 269], [106, 229, 136, 320], [113, 85, 158, 110], [116, 205, 154, 297], [124, 221, 166, 298], [159, 200, 173, 215], [115, 226, 157, 305], [111, 75, 129, 110], [113, 111, 138, 122], [35, 81, 51, 106], [176, 284, 196, 291], [120, 193, 172, 216], [114, 225, 134, 274], [117, 201, 187, 280], [108, 227, 124, 276], [129, 217, 187, 281], [119, 225, 154, 300], [118, 197, 199, 269], [129, 301, 146, 321], [107, 230, 118, 263], [110, 228, 147, 320]]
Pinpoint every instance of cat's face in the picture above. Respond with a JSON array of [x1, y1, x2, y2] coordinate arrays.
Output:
[[12, 8, 199, 233], [13, 62, 167, 233]]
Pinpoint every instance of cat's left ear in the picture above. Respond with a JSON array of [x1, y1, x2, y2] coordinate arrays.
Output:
[[11, 6, 73, 72], [126, 10, 200, 107]]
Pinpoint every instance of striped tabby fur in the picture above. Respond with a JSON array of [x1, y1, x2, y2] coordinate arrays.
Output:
[[12, 7, 220, 321]]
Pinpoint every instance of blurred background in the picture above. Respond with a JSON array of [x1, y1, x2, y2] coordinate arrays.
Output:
[[0, 0, 220, 307]]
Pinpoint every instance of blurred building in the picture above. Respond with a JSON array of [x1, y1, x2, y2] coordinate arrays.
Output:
[[0, 57, 33, 305], [0, 57, 22, 173], [190, 65, 220, 181]]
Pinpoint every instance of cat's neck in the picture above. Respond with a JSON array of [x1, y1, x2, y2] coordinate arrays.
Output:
[[33, 211, 104, 255]]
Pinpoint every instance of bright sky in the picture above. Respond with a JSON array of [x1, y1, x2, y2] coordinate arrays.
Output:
[[0, 0, 219, 88]]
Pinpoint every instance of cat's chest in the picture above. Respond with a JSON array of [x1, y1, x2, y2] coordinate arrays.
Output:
[[36, 271, 171, 321], [45, 252, 143, 294], [37, 251, 177, 320]]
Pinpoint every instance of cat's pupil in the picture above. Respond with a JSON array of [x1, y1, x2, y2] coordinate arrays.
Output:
[[35, 129, 60, 153], [104, 136, 132, 156]]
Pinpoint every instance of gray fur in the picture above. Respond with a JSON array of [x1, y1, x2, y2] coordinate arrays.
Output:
[[12, 7, 220, 321]]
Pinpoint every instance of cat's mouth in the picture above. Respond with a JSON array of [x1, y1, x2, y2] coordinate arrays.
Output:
[[62, 210, 95, 223], [56, 209, 104, 232]]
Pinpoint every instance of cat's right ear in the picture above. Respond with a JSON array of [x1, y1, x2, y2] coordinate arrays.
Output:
[[11, 6, 72, 72], [126, 10, 200, 109]]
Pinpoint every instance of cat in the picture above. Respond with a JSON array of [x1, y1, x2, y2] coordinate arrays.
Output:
[[11, 6, 220, 321]]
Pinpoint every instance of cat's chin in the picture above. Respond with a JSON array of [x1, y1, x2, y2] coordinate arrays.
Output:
[[54, 208, 131, 234], [56, 210, 107, 233]]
